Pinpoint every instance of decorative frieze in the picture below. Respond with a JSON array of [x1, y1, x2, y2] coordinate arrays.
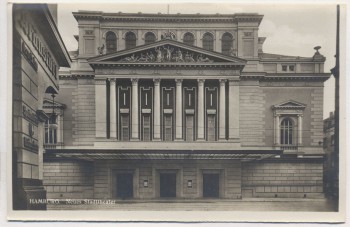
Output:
[[121, 46, 214, 63]]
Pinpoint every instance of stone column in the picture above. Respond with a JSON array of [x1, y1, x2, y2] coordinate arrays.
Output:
[[228, 79, 240, 141], [175, 79, 183, 140], [275, 114, 280, 145], [215, 30, 221, 52], [131, 78, 139, 140], [110, 79, 117, 139], [153, 79, 161, 141], [95, 79, 107, 138], [219, 79, 226, 140], [298, 114, 303, 145], [197, 79, 205, 141]]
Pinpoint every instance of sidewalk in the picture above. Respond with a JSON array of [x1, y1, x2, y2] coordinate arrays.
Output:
[[47, 198, 337, 211]]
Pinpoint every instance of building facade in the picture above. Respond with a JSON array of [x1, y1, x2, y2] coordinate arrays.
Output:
[[12, 4, 71, 209], [323, 112, 337, 197], [43, 11, 330, 201]]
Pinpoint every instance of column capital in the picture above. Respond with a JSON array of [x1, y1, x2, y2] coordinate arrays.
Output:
[[153, 78, 161, 85], [228, 79, 239, 86], [297, 114, 303, 117], [95, 79, 107, 85], [175, 79, 183, 85], [109, 78, 116, 85], [219, 79, 227, 85], [131, 78, 139, 85], [274, 113, 281, 117], [197, 78, 205, 85]]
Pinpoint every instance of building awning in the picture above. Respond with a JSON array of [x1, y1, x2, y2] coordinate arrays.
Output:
[[44, 149, 282, 161]]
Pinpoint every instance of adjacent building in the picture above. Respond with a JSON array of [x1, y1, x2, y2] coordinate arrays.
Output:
[[12, 4, 71, 209], [323, 112, 337, 197], [42, 11, 330, 202]]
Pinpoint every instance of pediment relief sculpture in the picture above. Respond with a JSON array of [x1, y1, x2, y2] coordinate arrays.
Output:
[[120, 45, 214, 63]]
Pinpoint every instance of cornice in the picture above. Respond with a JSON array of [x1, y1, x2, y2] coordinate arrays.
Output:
[[89, 62, 244, 70], [263, 73, 331, 81], [73, 11, 263, 24]]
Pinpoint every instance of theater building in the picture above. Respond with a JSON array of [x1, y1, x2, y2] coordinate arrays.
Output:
[[12, 4, 71, 209], [43, 11, 330, 201]]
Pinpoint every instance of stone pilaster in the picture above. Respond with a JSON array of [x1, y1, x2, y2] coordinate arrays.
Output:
[[95, 79, 107, 138], [228, 79, 240, 141], [219, 79, 226, 140], [197, 79, 205, 140], [175, 79, 183, 140], [109, 79, 117, 139], [153, 79, 161, 141], [131, 78, 139, 140]]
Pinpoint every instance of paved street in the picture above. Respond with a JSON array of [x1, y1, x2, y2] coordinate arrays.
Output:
[[47, 198, 337, 211]]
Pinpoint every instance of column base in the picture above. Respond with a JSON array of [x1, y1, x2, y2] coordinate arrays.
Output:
[[130, 138, 140, 141], [174, 138, 184, 141], [196, 138, 205, 141], [219, 138, 227, 141]]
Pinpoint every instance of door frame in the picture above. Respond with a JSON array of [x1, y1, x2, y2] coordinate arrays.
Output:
[[199, 169, 224, 199], [155, 169, 182, 199], [111, 169, 138, 199]]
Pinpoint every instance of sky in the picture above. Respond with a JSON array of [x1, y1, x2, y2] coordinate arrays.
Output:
[[57, 2, 338, 118]]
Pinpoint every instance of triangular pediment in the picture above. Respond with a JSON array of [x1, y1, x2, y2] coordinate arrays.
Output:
[[273, 100, 306, 109], [88, 39, 246, 67]]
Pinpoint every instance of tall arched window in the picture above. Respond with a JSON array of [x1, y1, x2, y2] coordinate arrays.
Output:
[[106, 31, 117, 53], [280, 118, 293, 145], [221, 32, 233, 55], [183, 32, 195, 46], [145, 32, 156, 45], [202, 33, 214, 51], [125, 32, 136, 49]]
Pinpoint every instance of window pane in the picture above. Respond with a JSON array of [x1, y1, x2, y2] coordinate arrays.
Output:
[[183, 32, 194, 46], [121, 115, 130, 141], [164, 115, 172, 141], [125, 32, 136, 49], [280, 118, 293, 145], [207, 115, 216, 141], [186, 115, 194, 141], [106, 31, 117, 53], [221, 33, 233, 55], [143, 115, 151, 141], [145, 32, 156, 45], [45, 129, 48, 144], [203, 33, 214, 51]]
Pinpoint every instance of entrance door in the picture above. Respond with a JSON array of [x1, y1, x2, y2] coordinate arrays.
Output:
[[159, 173, 176, 198], [203, 173, 220, 198], [116, 173, 133, 199]]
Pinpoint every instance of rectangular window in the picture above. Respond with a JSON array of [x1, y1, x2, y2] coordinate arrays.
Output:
[[164, 115, 173, 141], [207, 115, 216, 141], [121, 115, 130, 141], [282, 65, 288, 71], [289, 65, 295, 71], [186, 115, 194, 141], [44, 119, 57, 144], [143, 115, 151, 141]]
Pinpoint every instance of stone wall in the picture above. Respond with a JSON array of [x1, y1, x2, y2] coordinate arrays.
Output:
[[93, 160, 241, 199], [43, 161, 94, 199], [59, 77, 96, 146], [241, 161, 324, 198], [239, 80, 266, 146]]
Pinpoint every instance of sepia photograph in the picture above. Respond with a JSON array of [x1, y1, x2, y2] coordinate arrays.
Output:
[[4, 0, 347, 223]]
